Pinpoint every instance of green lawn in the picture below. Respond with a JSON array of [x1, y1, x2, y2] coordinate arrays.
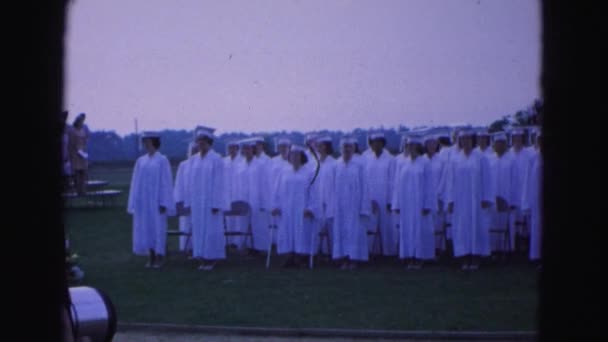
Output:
[[65, 165, 538, 331]]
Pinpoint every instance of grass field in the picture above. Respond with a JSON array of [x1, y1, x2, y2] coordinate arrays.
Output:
[[65, 165, 539, 331]]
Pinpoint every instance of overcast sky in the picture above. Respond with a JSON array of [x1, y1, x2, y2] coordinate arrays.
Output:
[[65, 0, 541, 136]]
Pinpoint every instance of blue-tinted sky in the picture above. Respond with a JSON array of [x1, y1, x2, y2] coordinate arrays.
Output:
[[65, 0, 540, 136]]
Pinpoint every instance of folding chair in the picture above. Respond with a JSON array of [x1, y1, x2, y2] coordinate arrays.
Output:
[[166, 229, 192, 255], [489, 206, 512, 261], [367, 200, 383, 257], [223, 201, 254, 252], [513, 210, 529, 255]]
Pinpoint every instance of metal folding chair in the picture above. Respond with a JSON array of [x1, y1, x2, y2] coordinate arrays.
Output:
[[223, 201, 254, 251], [489, 206, 512, 260]]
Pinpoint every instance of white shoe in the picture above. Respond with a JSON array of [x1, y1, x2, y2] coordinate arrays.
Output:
[[461, 264, 470, 271], [145, 262, 152, 268], [469, 264, 479, 271]]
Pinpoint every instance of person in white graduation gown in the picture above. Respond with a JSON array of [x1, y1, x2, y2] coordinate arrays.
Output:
[[445, 129, 493, 271], [424, 133, 446, 254], [394, 134, 411, 175], [127, 132, 175, 268], [436, 129, 461, 249], [362, 132, 397, 256], [232, 139, 267, 253], [269, 137, 292, 192], [185, 129, 229, 270], [507, 128, 535, 251], [474, 129, 495, 251], [327, 136, 371, 270], [174, 142, 199, 254], [271, 145, 320, 267], [270, 138, 291, 180], [475, 129, 494, 158], [223, 140, 244, 249], [392, 136, 435, 269], [251, 137, 272, 252], [522, 132, 542, 263], [488, 132, 518, 253], [269, 137, 293, 246], [315, 136, 337, 255]]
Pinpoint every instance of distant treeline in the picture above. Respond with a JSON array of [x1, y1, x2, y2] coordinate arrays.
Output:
[[85, 99, 542, 165]]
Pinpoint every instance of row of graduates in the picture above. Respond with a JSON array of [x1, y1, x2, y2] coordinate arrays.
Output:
[[127, 125, 541, 271]]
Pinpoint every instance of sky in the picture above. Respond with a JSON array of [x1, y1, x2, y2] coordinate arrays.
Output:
[[64, 0, 541, 136]]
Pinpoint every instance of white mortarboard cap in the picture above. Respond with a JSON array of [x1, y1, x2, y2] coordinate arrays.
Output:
[[276, 137, 292, 146], [141, 131, 161, 139], [194, 125, 216, 134], [227, 140, 239, 147], [252, 136, 265, 143], [459, 128, 475, 137], [195, 127, 215, 140], [492, 132, 508, 142], [476, 128, 490, 136], [239, 138, 258, 147], [368, 131, 386, 140], [340, 135, 357, 146], [304, 133, 318, 143], [290, 145, 306, 153], [317, 135, 332, 143]]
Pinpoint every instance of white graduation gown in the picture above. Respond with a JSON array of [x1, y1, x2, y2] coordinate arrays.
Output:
[[426, 153, 445, 251], [269, 155, 292, 244], [488, 152, 518, 251], [475, 147, 495, 249], [317, 156, 337, 253], [327, 157, 371, 261], [508, 147, 535, 238], [174, 156, 194, 251], [363, 149, 398, 255], [185, 150, 229, 260], [271, 165, 320, 254], [437, 146, 460, 241], [392, 156, 435, 260], [127, 152, 175, 256], [252, 153, 272, 250], [522, 153, 542, 260], [445, 149, 493, 257]]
